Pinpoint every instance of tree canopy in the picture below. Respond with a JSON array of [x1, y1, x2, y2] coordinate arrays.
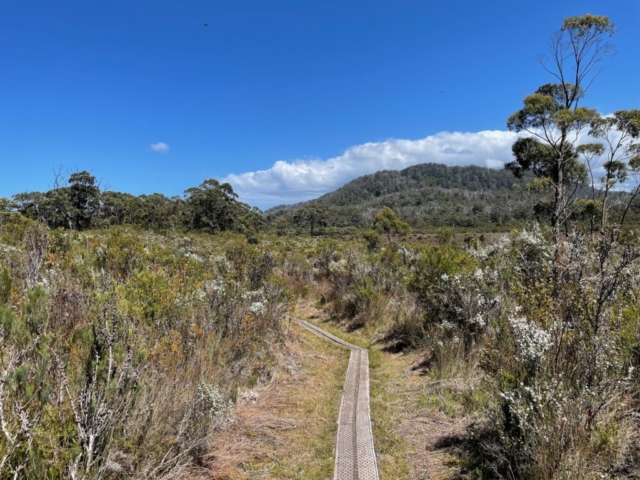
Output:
[[505, 15, 640, 239], [372, 206, 411, 242], [4, 172, 261, 235]]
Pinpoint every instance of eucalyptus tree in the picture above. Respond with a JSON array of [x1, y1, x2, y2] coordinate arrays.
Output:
[[184, 179, 250, 233], [100, 191, 143, 227], [372, 206, 411, 243], [506, 15, 616, 242], [67, 171, 100, 230], [584, 109, 640, 235], [269, 215, 290, 236], [292, 205, 329, 235], [10, 171, 100, 230], [0, 198, 17, 214]]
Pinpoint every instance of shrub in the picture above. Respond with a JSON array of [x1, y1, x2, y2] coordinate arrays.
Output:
[[0, 227, 293, 479]]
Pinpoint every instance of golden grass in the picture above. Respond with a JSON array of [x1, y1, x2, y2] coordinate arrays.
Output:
[[373, 350, 470, 480], [203, 322, 349, 479], [203, 298, 479, 480], [292, 300, 475, 480], [367, 348, 413, 479]]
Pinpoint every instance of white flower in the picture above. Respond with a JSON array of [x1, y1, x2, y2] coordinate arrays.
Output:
[[184, 252, 204, 263], [204, 280, 225, 294], [470, 313, 486, 327], [509, 314, 551, 365], [197, 383, 235, 426], [328, 259, 347, 273], [250, 302, 266, 315], [241, 390, 259, 404]]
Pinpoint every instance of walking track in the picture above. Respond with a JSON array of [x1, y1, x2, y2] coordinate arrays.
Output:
[[289, 317, 380, 480]]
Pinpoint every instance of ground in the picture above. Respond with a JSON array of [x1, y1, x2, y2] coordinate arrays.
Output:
[[200, 302, 480, 480], [293, 301, 483, 480], [202, 321, 349, 479]]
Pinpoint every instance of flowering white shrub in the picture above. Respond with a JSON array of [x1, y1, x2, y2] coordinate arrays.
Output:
[[241, 390, 259, 405], [328, 258, 347, 274], [467, 234, 510, 261], [249, 301, 266, 315], [424, 267, 501, 349], [508, 313, 551, 367], [184, 251, 205, 263], [197, 383, 235, 428]]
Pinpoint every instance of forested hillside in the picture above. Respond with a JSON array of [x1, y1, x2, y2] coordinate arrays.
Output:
[[268, 162, 640, 233], [4, 162, 640, 238], [314, 163, 527, 206], [268, 163, 547, 231]]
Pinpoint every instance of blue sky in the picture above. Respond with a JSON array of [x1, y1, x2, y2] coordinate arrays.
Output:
[[1, 0, 639, 207]]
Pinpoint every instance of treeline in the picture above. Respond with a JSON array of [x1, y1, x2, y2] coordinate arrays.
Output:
[[1, 172, 264, 234], [265, 192, 534, 235], [3, 163, 639, 237]]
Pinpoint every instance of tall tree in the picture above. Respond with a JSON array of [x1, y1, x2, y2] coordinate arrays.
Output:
[[184, 179, 250, 233], [506, 15, 616, 243], [100, 191, 142, 227], [292, 205, 329, 235], [12, 192, 49, 225], [585, 109, 640, 235], [0, 198, 17, 214], [270, 216, 290, 236], [67, 171, 100, 230]]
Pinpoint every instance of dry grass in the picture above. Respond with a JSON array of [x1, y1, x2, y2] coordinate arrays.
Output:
[[203, 298, 480, 480], [291, 303, 413, 478], [292, 300, 479, 480], [371, 349, 477, 480], [201, 322, 349, 479]]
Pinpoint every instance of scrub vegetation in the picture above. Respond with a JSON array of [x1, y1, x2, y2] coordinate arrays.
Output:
[[0, 221, 291, 479], [1, 13, 640, 480]]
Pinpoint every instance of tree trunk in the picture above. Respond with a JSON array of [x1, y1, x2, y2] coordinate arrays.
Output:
[[552, 156, 566, 291]]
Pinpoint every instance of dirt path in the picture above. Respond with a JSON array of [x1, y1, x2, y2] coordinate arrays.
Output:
[[290, 318, 380, 480]]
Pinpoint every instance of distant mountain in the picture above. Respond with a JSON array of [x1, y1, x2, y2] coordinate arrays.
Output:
[[267, 163, 541, 230], [313, 163, 527, 206]]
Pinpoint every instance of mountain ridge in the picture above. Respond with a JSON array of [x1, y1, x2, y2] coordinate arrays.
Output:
[[268, 162, 528, 211], [266, 162, 537, 230]]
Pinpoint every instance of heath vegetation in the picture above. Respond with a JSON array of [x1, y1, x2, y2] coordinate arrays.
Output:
[[1, 12, 639, 480], [0, 218, 291, 479]]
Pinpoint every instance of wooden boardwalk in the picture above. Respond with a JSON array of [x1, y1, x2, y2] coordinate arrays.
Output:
[[289, 318, 380, 480]]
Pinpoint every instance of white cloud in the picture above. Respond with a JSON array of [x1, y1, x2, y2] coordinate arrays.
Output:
[[150, 142, 170, 154], [222, 130, 525, 207], [485, 158, 505, 169], [220, 120, 635, 208]]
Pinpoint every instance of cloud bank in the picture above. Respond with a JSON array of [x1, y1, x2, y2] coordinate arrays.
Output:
[[223, 130, 524, 208], [150, 142, 170, 154]]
